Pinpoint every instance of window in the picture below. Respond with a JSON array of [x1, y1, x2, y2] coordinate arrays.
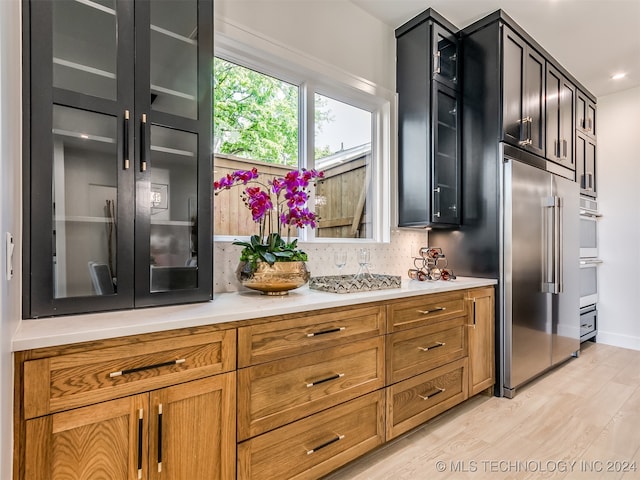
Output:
[[314, 94, 372, 238], [213, 52, 389, 242]]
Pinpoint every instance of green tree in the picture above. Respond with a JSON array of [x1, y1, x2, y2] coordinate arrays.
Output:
[[214, 57, 332, 166]]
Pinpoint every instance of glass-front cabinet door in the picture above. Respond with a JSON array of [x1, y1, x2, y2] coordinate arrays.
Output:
[[431, 82, 460, 225], [25, 0, 212, 317], [432, 23, 458, 90], [134, 0, 211, 307]]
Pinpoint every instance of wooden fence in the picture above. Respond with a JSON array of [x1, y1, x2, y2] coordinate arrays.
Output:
[[213, 152, 370, 239]]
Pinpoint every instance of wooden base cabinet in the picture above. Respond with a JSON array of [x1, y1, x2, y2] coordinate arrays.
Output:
[[237, 391, 385, 480], [15, 326, 237, 480], [24, 374, 236, 480], [386, 358, 468, 440], [15, 286, 495, 480], [466, 287, 496, 396]]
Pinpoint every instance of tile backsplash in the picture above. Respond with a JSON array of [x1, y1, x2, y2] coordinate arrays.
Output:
[[213, 229, 428, 293]]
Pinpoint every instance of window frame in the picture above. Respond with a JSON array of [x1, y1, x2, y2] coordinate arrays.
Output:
[[214, 32, 392, 244]]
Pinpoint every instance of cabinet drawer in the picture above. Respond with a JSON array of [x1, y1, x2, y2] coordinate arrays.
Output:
[[237, 305, 384, 367], [238, 391, 385, 480], [387, 291, 466, 332], [23, 329, 236, 419], [238, 336, 385, 440], [386, 358, 468, 440], [386, 317, 467, 384]]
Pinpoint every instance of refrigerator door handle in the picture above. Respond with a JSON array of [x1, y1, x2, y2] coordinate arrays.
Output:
[[556, 196, 563, 294], [542, 196, 560, 294]]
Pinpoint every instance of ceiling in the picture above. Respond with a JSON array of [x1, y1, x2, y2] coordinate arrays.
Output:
[[350, 0, 640, 98]]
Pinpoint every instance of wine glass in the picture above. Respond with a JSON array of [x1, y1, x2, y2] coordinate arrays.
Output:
[[334, 251, 347, 275], [355, 248, 372, 279]]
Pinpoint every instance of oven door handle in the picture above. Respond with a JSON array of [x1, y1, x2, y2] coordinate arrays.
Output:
[[579, 210, 602, 218], [580, 259, 603, 265]]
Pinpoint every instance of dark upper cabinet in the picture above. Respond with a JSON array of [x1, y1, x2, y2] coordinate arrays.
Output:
[[545, 64, 575, 170], [576, 90, 597, 138], [396, 10, 461, 227], [576, 132, 597, 197], [432, 23, 459, 90], [502, 26, 545, 157], [24, 0, 213, 318]]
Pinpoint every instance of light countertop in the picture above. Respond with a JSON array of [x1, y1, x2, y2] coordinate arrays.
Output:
[[12, 276, 497, 351]]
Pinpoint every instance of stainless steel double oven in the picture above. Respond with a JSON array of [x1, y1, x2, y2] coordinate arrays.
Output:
[[579, 196, 601, 342]]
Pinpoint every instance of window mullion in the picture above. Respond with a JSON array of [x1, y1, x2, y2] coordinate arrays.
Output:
[[301, 81, 317, 242]]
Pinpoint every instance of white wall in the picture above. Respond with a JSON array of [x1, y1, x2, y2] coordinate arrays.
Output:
[[214, 0, 395, 92], [596, 86, 640, 350], [0, 0, 22, 477]]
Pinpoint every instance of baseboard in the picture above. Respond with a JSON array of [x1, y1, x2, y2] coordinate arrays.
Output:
[[594, 330, 640, 351]]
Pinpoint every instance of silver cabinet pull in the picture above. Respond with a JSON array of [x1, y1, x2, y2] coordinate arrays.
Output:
[[418, 387, 445, 400], [109, 358, 185, 378], [417, 342, 445, 352], [306, 327, 346, 337], [306, 373, 344, 388], [140, 113, 148, 172], [434, 50, 441, 74], [417, 307, 446, 315], [124, 110, 130, 170], [306, 434, 345, 455]]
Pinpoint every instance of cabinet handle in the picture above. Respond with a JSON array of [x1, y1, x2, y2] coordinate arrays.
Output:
[[518, 116, 532, 146], [306, 373, 344, 388], [157, 404, 163, 473], [433, 187, 441, 219], [140, 113, 148, 172], [124, 110, 130, 170], [418, 387, 445, 400], [563, 139, 568, 158], [470, 297, 477, 328], [109, 358, 186, 378], [137, 409, 143, 480], [417, 342, 445, 352], [417, 307, 446, 315], [306, 434, 345, 455], [434, 50, 441, 74], [306, 327, 346, 337]]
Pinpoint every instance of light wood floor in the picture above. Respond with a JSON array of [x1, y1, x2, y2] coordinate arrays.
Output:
[[325, 342, 640, 479]]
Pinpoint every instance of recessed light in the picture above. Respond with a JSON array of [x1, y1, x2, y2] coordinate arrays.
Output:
[[611, 72, 627, 80]]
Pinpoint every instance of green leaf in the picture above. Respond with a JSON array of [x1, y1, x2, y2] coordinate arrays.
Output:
[[262, 252, 277, 265]]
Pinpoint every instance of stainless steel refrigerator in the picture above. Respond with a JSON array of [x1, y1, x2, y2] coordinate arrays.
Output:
[[430, 145, 580, 397], [502, 157, 579, 397]]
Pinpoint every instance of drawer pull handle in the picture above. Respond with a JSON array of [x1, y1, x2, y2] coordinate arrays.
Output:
[[137, 409, 143, 480], [306, 373, 345, 388], [581, 323, 591, 328], [418, 387, 445, 400], [307, 327, 346, 337], [306, 434, 345, 455], [417, 307, 446, 315], [109, 358, 186, 378], [417, 342, 445, 352]]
